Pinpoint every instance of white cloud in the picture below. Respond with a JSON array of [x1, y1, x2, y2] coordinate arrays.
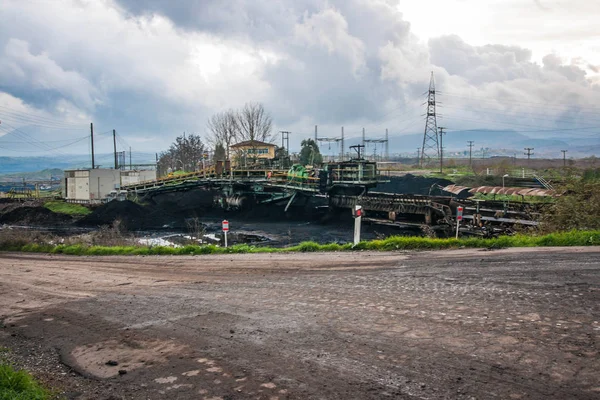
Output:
[[0, 0, 598, 156], [0, 39, 100, 110], [294, 9, 366, 73]]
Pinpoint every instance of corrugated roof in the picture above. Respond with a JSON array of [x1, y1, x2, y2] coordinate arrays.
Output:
[[442, 184, 557, 197], [441, 184, 471, 195]]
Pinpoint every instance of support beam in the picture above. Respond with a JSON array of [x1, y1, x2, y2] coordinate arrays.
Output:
[[113, 129, 118, 169], [90, 122, 95, 169]]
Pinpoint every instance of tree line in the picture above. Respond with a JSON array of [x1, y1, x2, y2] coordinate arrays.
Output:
[[157, 102, 322, 176]]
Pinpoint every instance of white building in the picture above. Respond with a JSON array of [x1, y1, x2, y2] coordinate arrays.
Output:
[[63, 168, 157, 201], [120, 169, 156, 186]]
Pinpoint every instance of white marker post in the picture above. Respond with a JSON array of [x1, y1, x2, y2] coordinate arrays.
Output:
[[354, 205, 362, 246], [222, 219, 229, 248], [455, 206, 463, 239]]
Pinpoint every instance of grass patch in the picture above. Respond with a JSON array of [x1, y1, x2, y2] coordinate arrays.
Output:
[[0, 363, 52, 400], [1, 230, 599, 256], [44, 201, 91, 216]]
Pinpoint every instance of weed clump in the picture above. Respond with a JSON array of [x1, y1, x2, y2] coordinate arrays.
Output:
[[0, 362, 51, 400]]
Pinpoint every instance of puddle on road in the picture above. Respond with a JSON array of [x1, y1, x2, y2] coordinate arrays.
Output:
[[70, 338, 186, 378]]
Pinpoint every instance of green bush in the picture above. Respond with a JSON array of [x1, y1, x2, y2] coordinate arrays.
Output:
[[0, 363, 50, 400], [289, 241, 322, 252], [541, 180, 600, 232]]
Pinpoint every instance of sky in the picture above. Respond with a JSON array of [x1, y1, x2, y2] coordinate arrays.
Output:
[[0, 0, 599, 161]]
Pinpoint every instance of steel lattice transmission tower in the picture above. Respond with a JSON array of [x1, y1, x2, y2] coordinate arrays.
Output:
[[420, 72, 439, 166]]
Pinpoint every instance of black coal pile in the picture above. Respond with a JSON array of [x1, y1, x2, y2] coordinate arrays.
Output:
[[374, 174, 453, 195], [77, 200, 151, 230], [0, 204, 73, 226]]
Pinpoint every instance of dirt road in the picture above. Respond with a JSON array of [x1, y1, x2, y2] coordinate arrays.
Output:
[[1, 248, 599, 399]]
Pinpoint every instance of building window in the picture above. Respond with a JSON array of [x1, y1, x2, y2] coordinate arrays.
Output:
[[247, 148, 269, 155]]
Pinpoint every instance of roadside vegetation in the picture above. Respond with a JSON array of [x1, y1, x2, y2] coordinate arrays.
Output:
[[0, 230, 598, 256], [540, 178, 600, 232], [43, 200, 91, 216], [0, 362, 52, 400]]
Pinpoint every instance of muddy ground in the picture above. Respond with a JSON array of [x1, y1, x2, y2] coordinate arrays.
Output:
[[1, 247, 599, 399]]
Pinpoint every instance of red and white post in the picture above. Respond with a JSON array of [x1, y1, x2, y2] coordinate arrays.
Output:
[[455, 206, 463, 239], [353, 205, 362, 246], [222, 219, 229, 248]]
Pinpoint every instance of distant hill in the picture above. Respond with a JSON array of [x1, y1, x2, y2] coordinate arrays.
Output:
[[0, 152, 156, 175], [0, 156, 76, 174], [387, 129, 600, 157], [0, 168, 63, 181]]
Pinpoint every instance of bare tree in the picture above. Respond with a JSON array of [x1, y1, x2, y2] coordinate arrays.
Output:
[[207, 110, 238, 160], [236, 102, 273, 144], [157, 133, 205, 175], [157, 148, 175, 177]]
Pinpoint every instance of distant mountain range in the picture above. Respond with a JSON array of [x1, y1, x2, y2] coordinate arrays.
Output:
[[0, 152, 156, 178], [384, 129, 600, 157]]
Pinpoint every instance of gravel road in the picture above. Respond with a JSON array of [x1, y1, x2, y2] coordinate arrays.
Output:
[[0, 248, 599, 399]]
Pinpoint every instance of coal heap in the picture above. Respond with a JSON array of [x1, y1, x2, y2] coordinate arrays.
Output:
[[0, 205, 73, 226], [374, 174, 453, 195], [77, 200, 149, 229]]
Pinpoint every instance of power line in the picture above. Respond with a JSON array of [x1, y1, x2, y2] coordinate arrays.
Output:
[[441, 91, 600, 114], [442, 103, 600, 129], [0, 105, 87, 128], [0, 128, 89, 152], [0, 135, 89, 144], [442, 114, 600, 134], [0, 121, 71, 157], [0, 115, 88, 131]]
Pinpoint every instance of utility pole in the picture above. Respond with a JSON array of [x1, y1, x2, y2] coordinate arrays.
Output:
[[90, 122, 95, 169], [438, 126, 446, 173], [385, 128, 389, 161], [420, 71, 440, 165], [317, 134, 343, 161], [314, 125, 318, 142], [280, 131, 291, 156], [362, 127, 366, 150], [363, 129, 389, 162], [341, 127, 345, 161], [524, 147, 534, 162], [561, 150, 567, 167], [129, 146, 132, 170], [467, 141, 474, 167], [113, 129, 118, 169]]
